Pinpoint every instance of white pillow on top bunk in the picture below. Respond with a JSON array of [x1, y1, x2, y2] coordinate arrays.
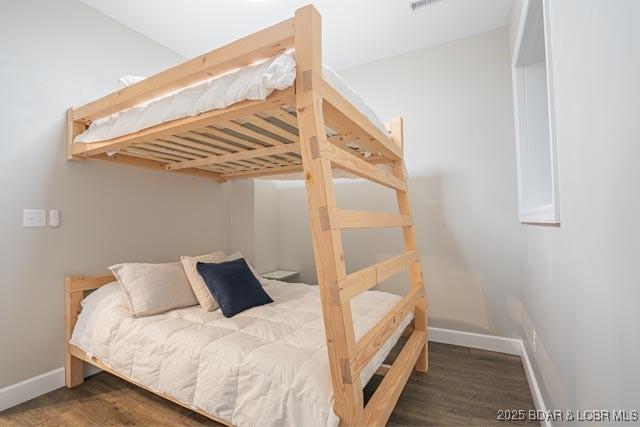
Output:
[[109, 261, 197, 318], [180, 251, 227, 311]]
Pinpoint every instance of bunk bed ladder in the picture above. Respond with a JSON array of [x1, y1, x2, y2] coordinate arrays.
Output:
[[295, 6, 428, 427]]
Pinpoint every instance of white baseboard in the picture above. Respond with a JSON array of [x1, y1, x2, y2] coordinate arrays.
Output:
[[0, 365, 102, 412], [428, 326, 549, 426], [0, 368, 64, 412], [519, 340, 551, 427], [428, 326, 522, 355]]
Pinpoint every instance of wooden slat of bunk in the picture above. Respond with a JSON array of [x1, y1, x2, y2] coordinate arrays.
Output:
[[349, 286, 424, 380], [266, 108, 299, 128], [177, 130, 289, 168], [221, 164, 303, 179], [160, 135, 228, 157], [217, 120, 301, 165], [160, 135, 282, 171], [153, 139, 267, 173], [324, 127, 381, 159], [119, 148, 220, 172], [183, 130, 254, 153], [146, 140, 247, 173], [194, 127, 263, 150], [202, 124, 301, 164], [126, 145, 191, 162], [136, 143, 199, 161], [122, 147, 237, 173], [132, 143, 260, 172], [338, 251, 420, 303], [375, 363, 392, 376], [325, 133, 391, 166], [239, 115, 299, 142], [310, 73, 401, 160], [166, 143, 301, 170], [363, 330, 427, 427], [71, 87, 295, 157], [319, 207, 412, 230], [72, 18, 295, 123], [319, 142, 407, 192], [92, 153, 226, 181], [153, 139, 215, 158]]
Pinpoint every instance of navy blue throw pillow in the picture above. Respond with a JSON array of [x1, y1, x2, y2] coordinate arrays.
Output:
[[196, 258, 273, 318]]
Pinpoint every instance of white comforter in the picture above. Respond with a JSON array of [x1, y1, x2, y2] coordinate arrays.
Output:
[[71, 280, 410, 427], [74, 52, 387, 144]]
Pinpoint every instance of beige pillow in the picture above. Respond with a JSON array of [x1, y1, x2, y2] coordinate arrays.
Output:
[[180, 251, 226, 311], [109, 262, 197, 318], [226, 252, 266, 285]]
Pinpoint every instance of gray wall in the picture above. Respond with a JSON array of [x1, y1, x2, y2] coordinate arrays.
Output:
[[513, 0, 640, 411], [262, 28, 524, 339], [0, 0, 233, 388]]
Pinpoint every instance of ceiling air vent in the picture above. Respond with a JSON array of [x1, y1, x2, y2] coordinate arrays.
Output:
[[409, 0, 445, 12]]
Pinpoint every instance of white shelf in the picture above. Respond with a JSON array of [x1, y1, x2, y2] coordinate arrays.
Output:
[[261, 270, 299, 281]]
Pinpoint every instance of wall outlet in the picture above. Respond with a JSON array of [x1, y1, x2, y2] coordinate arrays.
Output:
[[23, 209, 46, 227], [532, 329, 537, 353]]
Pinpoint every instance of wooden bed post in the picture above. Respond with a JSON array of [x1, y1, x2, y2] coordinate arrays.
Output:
[[64, 276, 85, 387], [64, 274, 117, 388], [389, 117, 429, 373], [67, 108, 87, 161], [294, 5, 364, 426]]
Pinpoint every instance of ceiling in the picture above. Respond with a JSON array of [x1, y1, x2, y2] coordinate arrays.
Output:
[[80, 0, 513, 70]]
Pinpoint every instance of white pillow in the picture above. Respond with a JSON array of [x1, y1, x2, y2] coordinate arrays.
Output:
[[180, 251, 226, 311], [109, 262, 197, 318]]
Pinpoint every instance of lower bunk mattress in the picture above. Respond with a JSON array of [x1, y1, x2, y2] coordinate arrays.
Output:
[[70, 280, 411, 427]]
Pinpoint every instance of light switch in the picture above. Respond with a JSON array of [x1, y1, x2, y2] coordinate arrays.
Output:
[[23, 209, 46, 227]]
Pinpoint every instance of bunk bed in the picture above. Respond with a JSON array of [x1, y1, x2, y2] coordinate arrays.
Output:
[[64, 5, 428, 427]]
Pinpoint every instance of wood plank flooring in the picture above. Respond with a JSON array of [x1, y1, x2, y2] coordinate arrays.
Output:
[[0, 341, 536, 426]]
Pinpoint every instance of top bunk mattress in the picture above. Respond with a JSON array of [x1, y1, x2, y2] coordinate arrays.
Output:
[[70, 280, 411, 427], [74, 52, 387, 145]]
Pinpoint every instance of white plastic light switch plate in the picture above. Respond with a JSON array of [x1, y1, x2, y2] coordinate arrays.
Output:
[[49, 209, 60, 227], [23, 209, 46, 227]]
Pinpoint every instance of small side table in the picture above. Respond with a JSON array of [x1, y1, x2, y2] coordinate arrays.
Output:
[[261, 270, 300, 282]]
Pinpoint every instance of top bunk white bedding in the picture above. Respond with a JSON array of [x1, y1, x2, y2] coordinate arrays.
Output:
[[74, 52, 387, 145], [71, 279, 411, 427]]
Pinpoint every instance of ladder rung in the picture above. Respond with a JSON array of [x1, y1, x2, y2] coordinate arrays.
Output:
[[318, 142, 407, 192], [363, 329, 427, 427], [338, 251, 420, 303], [349, 286, 424, 379], [319, 207, 412, 230]]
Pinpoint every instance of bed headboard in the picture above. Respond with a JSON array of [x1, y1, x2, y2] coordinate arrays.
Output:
[[64, 274, 114, 386]]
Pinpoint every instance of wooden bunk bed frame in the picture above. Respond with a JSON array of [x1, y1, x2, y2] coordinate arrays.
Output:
[[64, 5, 428, 426]]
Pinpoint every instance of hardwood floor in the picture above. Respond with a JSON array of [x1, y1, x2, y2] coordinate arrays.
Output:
[[0, 341, 536, 426]]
